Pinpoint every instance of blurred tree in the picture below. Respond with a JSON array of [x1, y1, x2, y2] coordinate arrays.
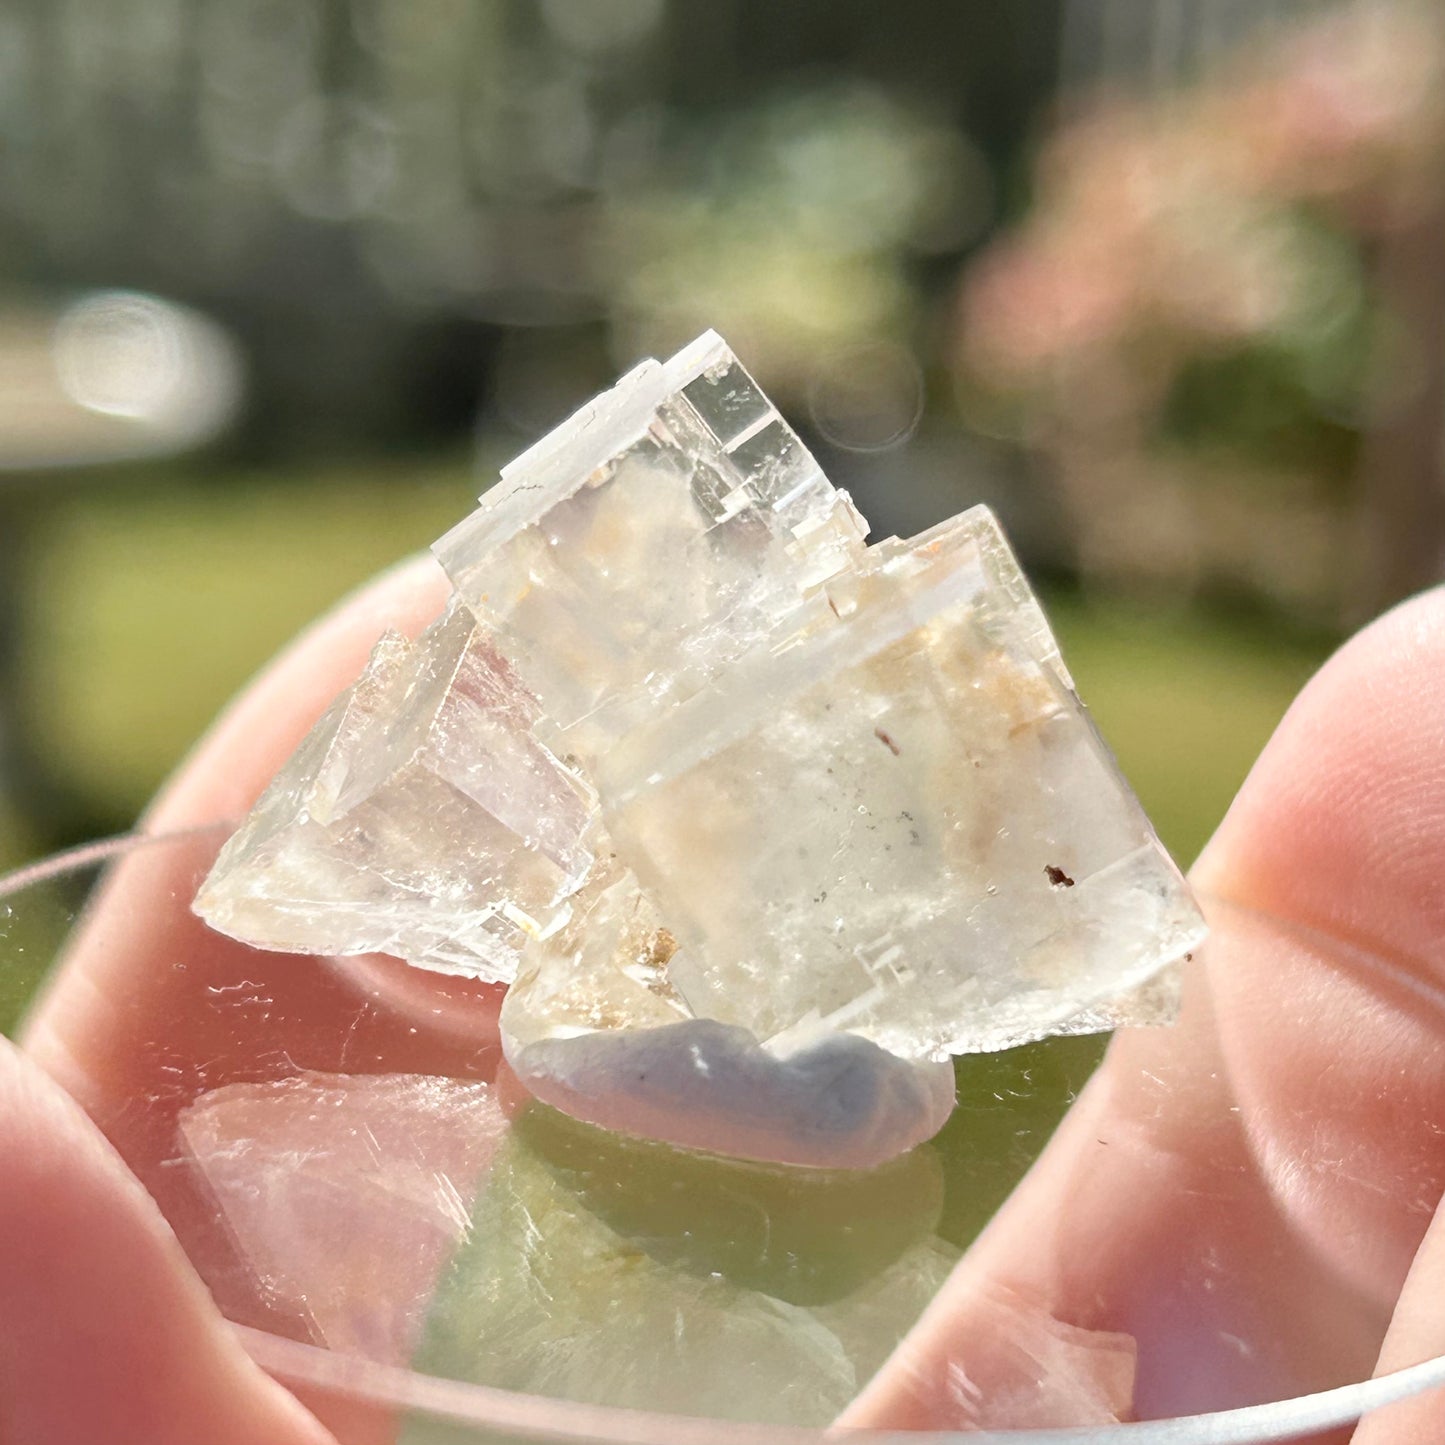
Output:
[[952, 0, 1445, 626], [1352, 198, 1445, 620], [0, 0, 1062, 450]]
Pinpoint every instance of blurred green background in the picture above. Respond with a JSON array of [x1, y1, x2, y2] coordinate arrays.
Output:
[[2, 0, 1442, 879]]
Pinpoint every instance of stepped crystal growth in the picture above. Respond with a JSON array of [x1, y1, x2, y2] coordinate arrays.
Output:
[[195, 331, 1206, 1166]]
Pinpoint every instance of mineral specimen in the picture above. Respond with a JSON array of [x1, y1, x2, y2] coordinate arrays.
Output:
[[515, 507, 1204, 1063], [194, 331, 1206, 1167], [194, 602, 595, 978], [434, 330, 869, 766]]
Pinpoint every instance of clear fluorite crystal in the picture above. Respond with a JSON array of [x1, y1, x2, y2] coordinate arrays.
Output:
[[194, 601, 595, 979], [567, 509, 1202, 1061], [433, 331, 868, 766], [194, 331, 1206, 1166]]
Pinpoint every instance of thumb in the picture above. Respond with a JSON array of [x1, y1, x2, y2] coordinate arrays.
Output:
[[846, 584, 1445, 1433]]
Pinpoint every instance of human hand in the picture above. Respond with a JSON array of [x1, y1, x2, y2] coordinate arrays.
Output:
[[4, 556, 451, 1445], [5, 561, 1445, 1443]]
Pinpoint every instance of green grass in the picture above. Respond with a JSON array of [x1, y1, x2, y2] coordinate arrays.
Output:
[[0, 794, 37, 874], [0, 861, 88, 1037]]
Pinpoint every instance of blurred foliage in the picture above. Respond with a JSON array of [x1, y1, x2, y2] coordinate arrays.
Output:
[[954, 0, 1445, 625], [0, 1, 1056, 444], [0, 0, 1421, 875], [607, 82, 991, 390]]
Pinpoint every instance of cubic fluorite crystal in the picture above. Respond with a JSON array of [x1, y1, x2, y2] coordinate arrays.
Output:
[[194, 331, 1206, 1167], [434, 331, 869, 767], [195, 601, 596, 977]]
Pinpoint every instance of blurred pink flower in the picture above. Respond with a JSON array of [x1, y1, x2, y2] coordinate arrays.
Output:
[[949, 0, 1445, 625], [956, 1, 1444, 393], [959, 236, 1133, 378]]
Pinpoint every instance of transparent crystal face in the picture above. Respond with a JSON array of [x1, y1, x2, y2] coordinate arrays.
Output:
[[194, 330, 1206, 1165], [194, 602, 595, 979], [587, 510, 1202, 1060], [433, 331, 868, 760]]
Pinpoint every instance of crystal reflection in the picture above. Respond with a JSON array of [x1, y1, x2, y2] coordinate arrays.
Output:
[[415, 1101, 957, 1426]]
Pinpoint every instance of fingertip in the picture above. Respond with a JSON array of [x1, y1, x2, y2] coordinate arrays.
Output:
[[0, 1038, 335, 1445], [1193, 583, 1445, 973]]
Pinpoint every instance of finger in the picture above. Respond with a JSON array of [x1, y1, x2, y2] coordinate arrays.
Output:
[[846, 585, 1445, 1433], [1194, 584, 1445, 981], [19, 555, 504, 1382], [1269, 602, 1445, 1444], [1355, 1199, 1445, 1443], [0, 1036, 336, 1445], [1190, 588, 1445, 1314]]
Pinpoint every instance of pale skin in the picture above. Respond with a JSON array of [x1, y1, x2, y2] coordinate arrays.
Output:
[[3, 556, 1444, 1444]]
